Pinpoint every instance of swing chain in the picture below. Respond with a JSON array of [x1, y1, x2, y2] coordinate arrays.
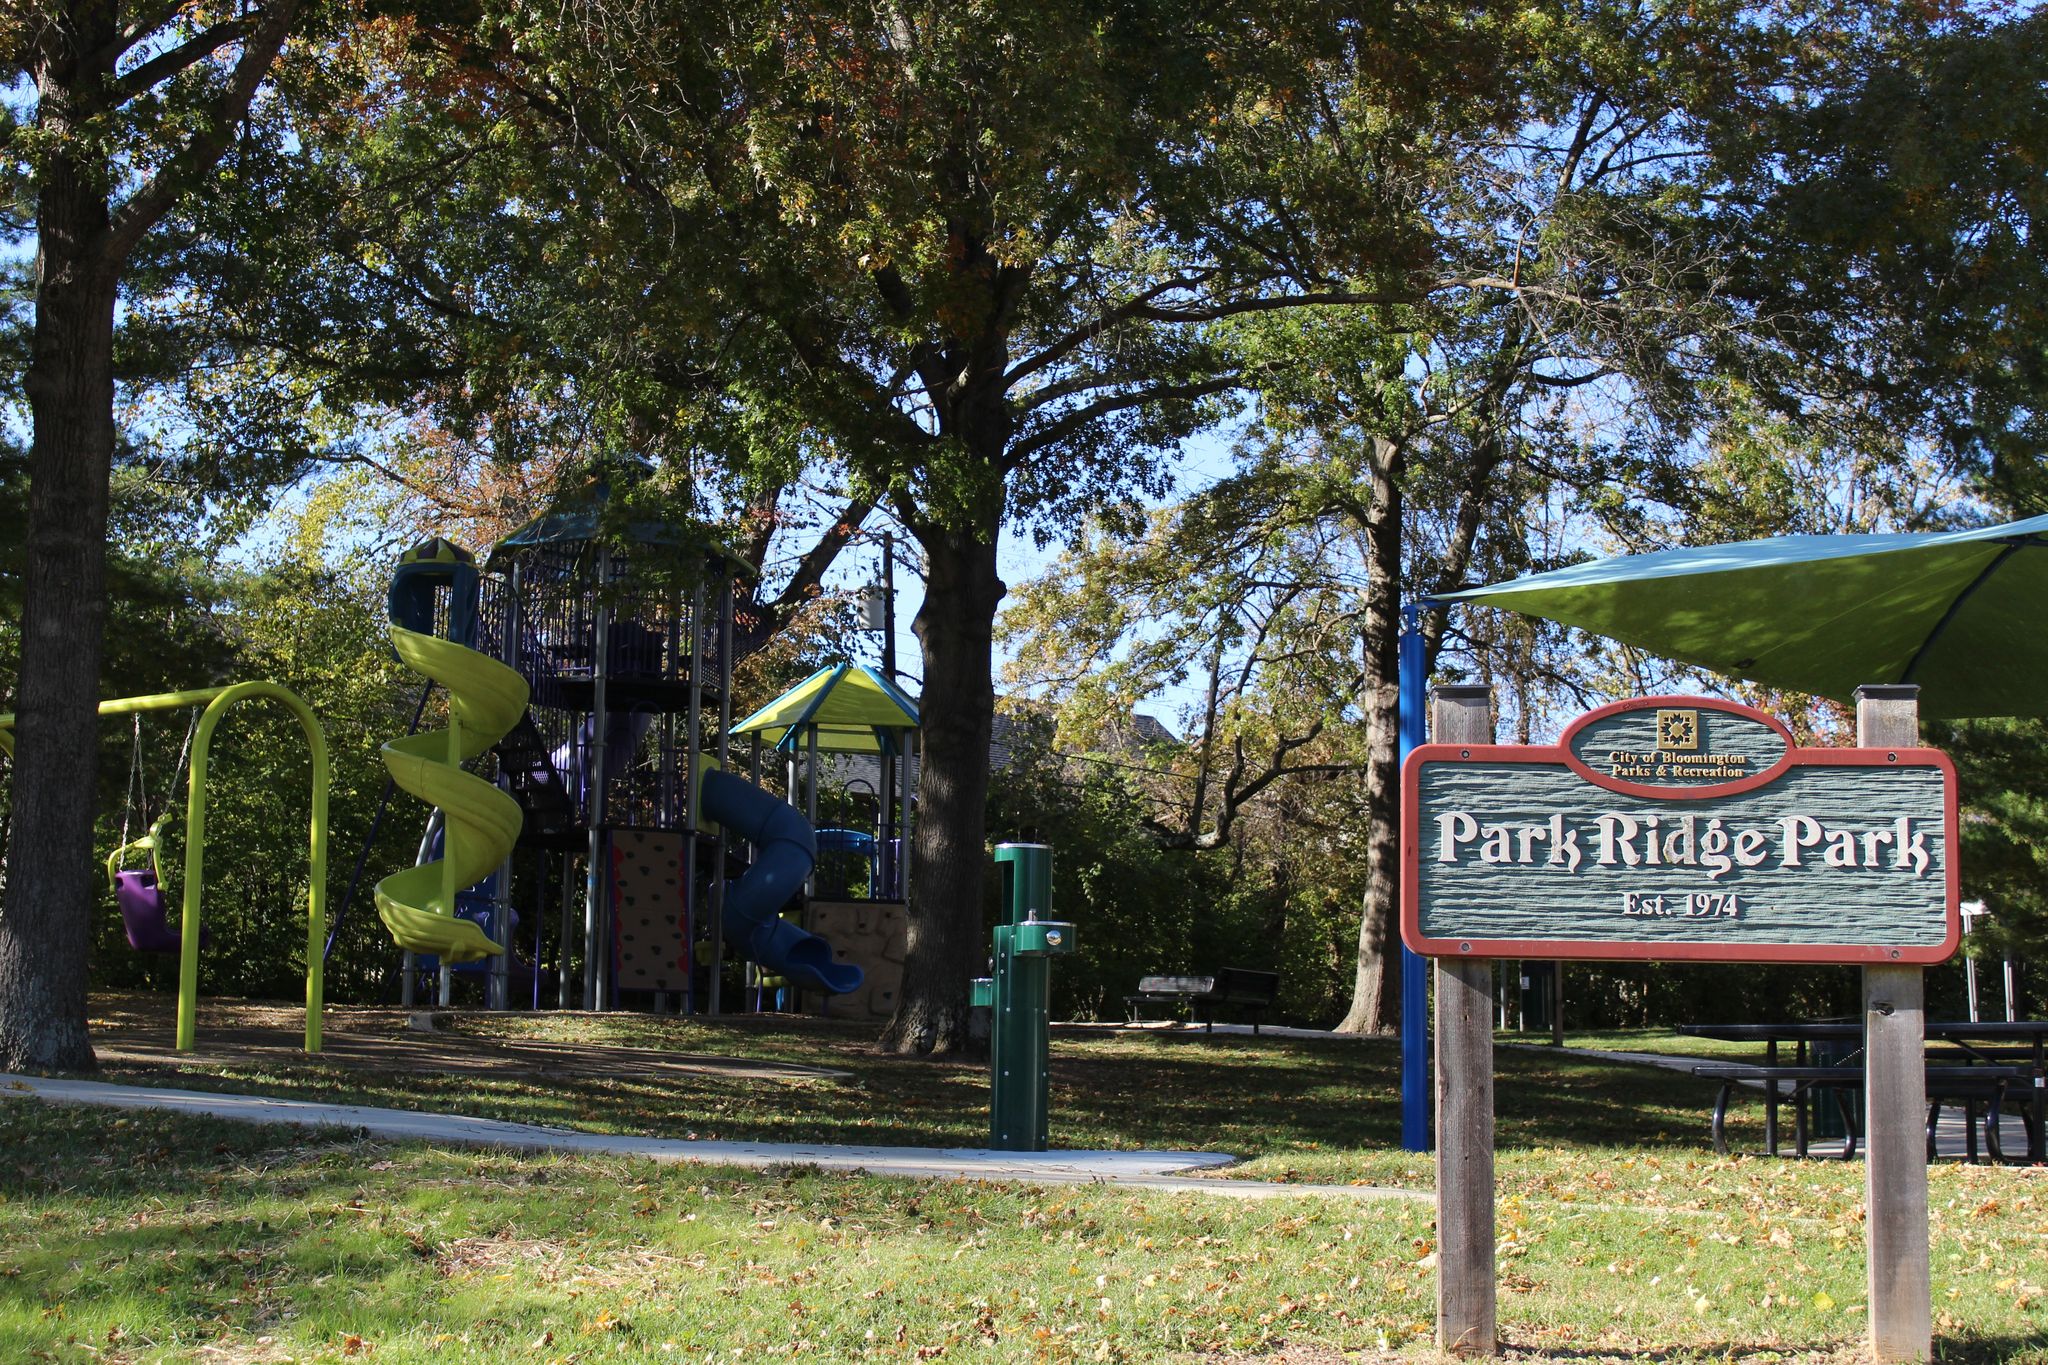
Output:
[[115, 708, 200, 876], [170, 709, 198, 809], [120, 715, 145, 855]]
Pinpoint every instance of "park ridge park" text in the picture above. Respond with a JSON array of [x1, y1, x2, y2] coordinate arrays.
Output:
[[1434, 811, 1935, 879]]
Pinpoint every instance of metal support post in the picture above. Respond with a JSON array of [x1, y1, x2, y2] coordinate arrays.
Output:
[[987, 843, 1071, 1151], [583, 547, 612, 1011], [682, 569, 705, 1015], [1399, 604, 1433, 1153], [557, 852, 575, 1009], [900, 731, 916, 902], [708, 573, 733, 1015]]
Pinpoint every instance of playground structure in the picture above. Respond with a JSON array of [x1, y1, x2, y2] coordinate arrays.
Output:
[[0, 684, 330, 1053], [374, 626, 528, 965], [730, 662, 919, 1019], [365, 482, 906, 1016]]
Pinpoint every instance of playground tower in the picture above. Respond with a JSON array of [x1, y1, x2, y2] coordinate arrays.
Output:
[[471, 478, 746, 1012], [373, 473, 879, 1015]]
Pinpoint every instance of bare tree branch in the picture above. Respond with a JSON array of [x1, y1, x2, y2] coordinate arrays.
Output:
[[116, 17, 253, 99], [1004, 374, 1242, 466], [104, 1, 299, 265]]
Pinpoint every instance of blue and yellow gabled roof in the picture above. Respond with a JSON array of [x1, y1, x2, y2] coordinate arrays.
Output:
[[731, 663, 920, 754]]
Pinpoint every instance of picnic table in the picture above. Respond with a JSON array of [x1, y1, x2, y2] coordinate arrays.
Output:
[[1679, 1021, 2048, 1163], [1124, 969, 1280, 1033]]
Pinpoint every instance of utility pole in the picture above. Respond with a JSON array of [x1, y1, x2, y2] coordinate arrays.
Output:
[[881, 530, 897, 685], [877, 530, 903, 900]]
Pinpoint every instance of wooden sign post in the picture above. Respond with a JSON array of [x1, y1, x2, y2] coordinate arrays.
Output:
[[1405, 686, 1953, 1363], [1432, 685, 1497, 1357], [1857, 685, 1932, 1363]]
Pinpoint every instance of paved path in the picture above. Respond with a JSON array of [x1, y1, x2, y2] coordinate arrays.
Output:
[[1, 1073, 1421, 1202], [1059, 1020, 1359, 1042]]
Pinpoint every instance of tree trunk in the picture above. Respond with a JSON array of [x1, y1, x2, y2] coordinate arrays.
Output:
[[1336, 440, 1404, 1035], [0, 68, 120, 1072], [879, 521, 1004, 1055]]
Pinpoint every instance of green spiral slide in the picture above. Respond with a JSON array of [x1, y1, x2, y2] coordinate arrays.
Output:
[[374, 626, 529, 963]]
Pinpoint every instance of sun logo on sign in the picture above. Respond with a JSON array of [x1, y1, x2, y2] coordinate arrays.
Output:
[[1656, 709, 1700, 751]]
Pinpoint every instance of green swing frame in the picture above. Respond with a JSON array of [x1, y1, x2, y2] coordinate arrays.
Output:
[[1, 683, 329, 1053]]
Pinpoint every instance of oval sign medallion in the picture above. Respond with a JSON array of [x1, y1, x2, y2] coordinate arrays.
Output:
[[1560, 696, 1794, 800]]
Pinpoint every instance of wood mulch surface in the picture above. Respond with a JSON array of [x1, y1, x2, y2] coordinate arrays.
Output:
[[83, 993, 853, 1086]]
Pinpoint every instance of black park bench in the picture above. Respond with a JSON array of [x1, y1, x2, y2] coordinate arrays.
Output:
[[1124, 969, 1280, 1034]]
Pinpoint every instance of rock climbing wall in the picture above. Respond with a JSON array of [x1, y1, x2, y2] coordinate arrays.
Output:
[[803, 899, 905, 1020], [610, 830, 691, 993]]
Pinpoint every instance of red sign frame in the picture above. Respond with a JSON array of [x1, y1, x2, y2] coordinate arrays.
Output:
[[1401, 697, 1962, 965]]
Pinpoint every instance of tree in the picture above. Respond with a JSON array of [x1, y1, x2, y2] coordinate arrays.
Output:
[[1005, 0, 1808, 1029], [126, 17, 886, 673], [1001, 0, 2048, 1031], [316, 0, 1525, 1052], [1696, 6, 2048, 512], [1, 0, 312, 1069]]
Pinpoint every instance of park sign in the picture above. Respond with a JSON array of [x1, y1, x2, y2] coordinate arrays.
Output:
[[1401, 695, 1960, 965]]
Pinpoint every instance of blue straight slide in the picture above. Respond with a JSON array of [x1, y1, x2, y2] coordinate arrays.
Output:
[[700, 769, 864, 997]]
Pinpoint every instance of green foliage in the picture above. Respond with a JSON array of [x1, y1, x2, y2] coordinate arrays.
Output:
[[1706, 7, 2048, 502], [76, 522, 422, 1004], [983, 723, 1357, 1024], [2, 447, 245, 911], [1928, 717, 2048, 974]]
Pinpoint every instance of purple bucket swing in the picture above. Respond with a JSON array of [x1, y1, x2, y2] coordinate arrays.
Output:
[[107, 714, 207, 954]]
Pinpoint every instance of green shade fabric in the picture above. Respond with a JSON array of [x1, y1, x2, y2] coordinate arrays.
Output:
[[730, 663, 921, 753], [1434, 513, 2048, 720]]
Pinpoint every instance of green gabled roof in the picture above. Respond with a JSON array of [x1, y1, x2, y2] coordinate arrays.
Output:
[[485, 474, 753, 574]]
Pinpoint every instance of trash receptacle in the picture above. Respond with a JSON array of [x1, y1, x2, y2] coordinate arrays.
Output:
[[1811, 1038, 1865, 1142]]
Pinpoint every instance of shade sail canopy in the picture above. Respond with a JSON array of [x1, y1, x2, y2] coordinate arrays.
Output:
[[731, 663, 920, 753], [1435, 513, 2048, 720]]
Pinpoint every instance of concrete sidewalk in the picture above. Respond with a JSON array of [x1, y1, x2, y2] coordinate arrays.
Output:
[[2, 1072, 1422, 1201]]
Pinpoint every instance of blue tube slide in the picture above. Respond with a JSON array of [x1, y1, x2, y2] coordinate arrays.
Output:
[[700, 769, 864, 997]]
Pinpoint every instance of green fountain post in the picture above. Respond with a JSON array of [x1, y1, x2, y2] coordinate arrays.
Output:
[[982, 842, 1074, 1151]]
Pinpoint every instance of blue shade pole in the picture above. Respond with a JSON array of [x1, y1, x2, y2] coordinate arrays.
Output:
[[1398, 603, 1432, 1153]]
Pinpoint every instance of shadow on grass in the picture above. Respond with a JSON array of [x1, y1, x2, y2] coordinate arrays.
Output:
[[1490, 1333, 2048, 1364], [78, 991, 1772, 1160]]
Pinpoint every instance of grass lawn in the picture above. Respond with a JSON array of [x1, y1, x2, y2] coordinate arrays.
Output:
[[0, 994, 2038, 1362], [81, 997, 1748, 1185]]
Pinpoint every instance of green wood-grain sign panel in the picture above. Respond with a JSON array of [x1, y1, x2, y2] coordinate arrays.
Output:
[[1401, 697, 1961, 965]]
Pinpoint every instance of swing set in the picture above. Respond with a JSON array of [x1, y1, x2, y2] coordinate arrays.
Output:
[[0, 682, 330, 1053], [106, 707, 203, 955]]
